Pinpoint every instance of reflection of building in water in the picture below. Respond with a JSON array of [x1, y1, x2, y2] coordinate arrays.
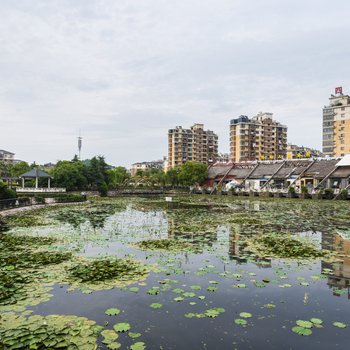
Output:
[[321, 232, 350, 297], [167, 217, 218, 247], [228, 225, 271, 267]]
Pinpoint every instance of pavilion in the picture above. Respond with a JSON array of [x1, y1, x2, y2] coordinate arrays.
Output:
[[17, 168, 65, 193]]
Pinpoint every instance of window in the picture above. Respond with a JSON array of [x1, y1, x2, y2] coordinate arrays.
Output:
[[341, 114, 345, 118], [341, 120, 345, 124], [341, 147, 345, 150], [341, 107, 345, 111], [323, 127, 333, 133], [341, 140, 345, 144]]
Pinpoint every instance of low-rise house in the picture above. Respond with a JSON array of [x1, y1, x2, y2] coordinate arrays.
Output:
[[204, 156, 350, 192]]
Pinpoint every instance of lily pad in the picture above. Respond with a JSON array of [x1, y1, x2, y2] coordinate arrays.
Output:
[[150, 303, 162, 309], [292, 326, 312, 336], [333, 322, 347, 328], [113, 322, 131, 332], [234, 319, 247, 326], [105, 308, 121, 316]]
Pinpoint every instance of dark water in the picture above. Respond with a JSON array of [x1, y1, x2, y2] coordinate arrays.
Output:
[[14, 197, 350, 349]]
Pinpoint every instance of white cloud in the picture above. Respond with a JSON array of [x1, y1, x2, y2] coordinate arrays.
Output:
[[0, 0, 350, 166]]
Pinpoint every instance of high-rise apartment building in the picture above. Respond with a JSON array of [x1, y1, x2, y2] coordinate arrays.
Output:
[[323, 89, 350, 157], [168, 124, 218, 169], [230, 112, 287, 162]]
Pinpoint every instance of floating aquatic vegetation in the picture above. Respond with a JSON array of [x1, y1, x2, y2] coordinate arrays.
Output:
[[134, 238, 194, 252], [244, 233, 330, 260], [68, 257, 149, 286], [333, 322, 347, 328], [0, 312, 98, 349], [105, 308, 121, 316], [0, 217, 9, 232], [130, 342, 146, 350], [6, 212, 49, 228], [234, 319, 247, 326], [129, 332, 142, 339], [101, 329, 119, 347], [239, 312, 252, 319], [150, 303, 162, 309], [1, 250, 72, 269], [0, 269, 30, 305], [292, 326, 312, 336], [113, 322, 131, 332]]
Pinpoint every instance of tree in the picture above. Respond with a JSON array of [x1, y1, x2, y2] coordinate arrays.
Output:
[[178, 162, 208, 186], [165, 167, 181, 187], [0, 181, 17, 199], [52, 161, 87, 191], [9, 161, 31, 177], [107, 167, 130, 188], [84, 156, 109, 189]]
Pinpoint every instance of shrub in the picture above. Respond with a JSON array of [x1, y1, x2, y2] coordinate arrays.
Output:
[[301, 186, 308, 194], [339, 189, 349, 200], [98, 182, 108, 197], [288, 186, 295, 194], [324, 188, 334, 199]]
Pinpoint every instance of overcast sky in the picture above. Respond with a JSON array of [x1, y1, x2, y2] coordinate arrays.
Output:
[[1, 0, 350, 167]]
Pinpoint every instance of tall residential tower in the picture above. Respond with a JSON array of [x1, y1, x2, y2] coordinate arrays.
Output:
[[230, 112, 287, 162], [168, 123, 218, 169], [323, 88, 350, 157]]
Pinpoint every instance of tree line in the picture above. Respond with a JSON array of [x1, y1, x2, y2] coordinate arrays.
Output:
[[0, 156, 208, 197]]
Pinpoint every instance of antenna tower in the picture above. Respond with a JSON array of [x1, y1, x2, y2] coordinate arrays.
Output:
[[78, 130, 82, 160]]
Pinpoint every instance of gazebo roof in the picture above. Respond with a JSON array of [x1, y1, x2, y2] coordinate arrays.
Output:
[[19, 168, 52, 179]]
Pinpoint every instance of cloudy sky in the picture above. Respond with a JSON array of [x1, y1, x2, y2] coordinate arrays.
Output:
[[1, 0, 350, 167]]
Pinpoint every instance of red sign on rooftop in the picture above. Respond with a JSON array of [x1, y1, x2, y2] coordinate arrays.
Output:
[[335, 86, 342, 94]]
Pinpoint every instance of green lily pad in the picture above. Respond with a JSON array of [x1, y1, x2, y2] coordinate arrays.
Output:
[[234, 319, 247, 326], [190, 285, 201, 290], [105, 308, 121, 316], [129, 332, 142, 339], [130, 341, 146, 350], [310, 318, 323, 325], [113, 322, 131, 332], [150, 303, 162, 309], [239, 312, 252, 319], [296, 320, 313, 329], [292, 326, 312, 336], [333, 322, 347, 328]]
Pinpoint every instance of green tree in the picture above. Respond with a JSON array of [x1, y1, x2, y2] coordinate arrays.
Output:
[[84, 156, 109, 189], [52, 161, 87, 191], [0, 181, 17, 199], [9, 161, 31, 177], [178, 162, 208, 186], [107, 166, 130, 188], [165, 167, 181, 187]]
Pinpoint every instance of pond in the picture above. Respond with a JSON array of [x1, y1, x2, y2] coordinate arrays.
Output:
[[1, 196, 350, 349]]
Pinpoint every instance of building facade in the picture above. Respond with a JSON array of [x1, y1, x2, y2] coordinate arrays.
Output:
[[0, 150, 15, 163], [230, 112, 287, 163], [131, 159, 165, 176], [168, 124, 218, 169], [323, 90, 350, 157], [286, 144, 324, 159]]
